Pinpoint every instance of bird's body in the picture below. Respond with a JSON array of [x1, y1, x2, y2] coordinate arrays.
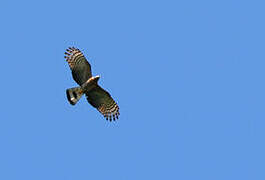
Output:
[[64, 47, 120, 121], [81, 75, 100, 92]]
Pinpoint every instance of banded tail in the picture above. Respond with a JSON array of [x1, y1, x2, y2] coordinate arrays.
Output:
[[66, 87, 84, 105]]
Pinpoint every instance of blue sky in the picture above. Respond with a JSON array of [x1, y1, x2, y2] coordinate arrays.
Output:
[[0, 0, 263, 179]]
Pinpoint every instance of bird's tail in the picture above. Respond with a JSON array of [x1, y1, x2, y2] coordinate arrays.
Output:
[[66, 87, 84, 105]]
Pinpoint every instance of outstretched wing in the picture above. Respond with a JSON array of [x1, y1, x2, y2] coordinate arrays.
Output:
[[64, 47, 92, 86], [86, 85, 120, 121]]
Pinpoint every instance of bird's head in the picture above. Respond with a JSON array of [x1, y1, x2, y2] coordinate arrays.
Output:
[[93, 75, 100, 83], [81, 75, 101, 91]]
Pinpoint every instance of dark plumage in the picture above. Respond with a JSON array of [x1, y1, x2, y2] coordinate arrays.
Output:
[[65, 47, 120, 121]]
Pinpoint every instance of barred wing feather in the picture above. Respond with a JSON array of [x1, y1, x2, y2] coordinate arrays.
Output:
[[64, 47, 92, 86], [86, 85, 120, 121]]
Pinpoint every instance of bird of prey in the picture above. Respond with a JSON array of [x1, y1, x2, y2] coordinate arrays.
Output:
[[64, 47, 120, 121]]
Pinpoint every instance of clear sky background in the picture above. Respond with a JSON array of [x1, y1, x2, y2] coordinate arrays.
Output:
[[0, 0, 263, 179]]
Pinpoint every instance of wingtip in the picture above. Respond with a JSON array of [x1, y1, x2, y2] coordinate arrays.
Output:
[[104, 111, 120, 122]]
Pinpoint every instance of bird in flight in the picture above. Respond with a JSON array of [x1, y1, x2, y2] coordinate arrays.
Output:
[[64, 47, 120, 121]]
